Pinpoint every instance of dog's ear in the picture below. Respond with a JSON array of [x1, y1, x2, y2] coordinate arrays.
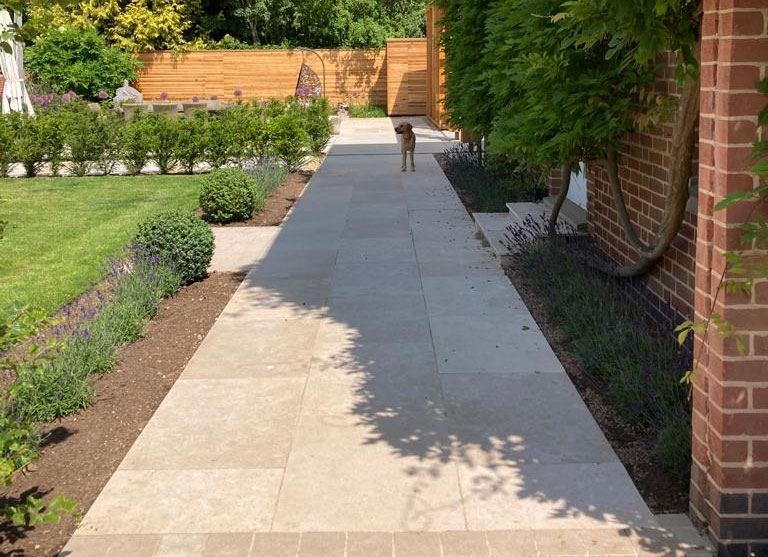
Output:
[[405, 123, 413, 132]]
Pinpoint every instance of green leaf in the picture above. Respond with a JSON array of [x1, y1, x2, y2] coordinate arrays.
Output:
[[715, 191, 756, 211], [736, 336, 746, 357]]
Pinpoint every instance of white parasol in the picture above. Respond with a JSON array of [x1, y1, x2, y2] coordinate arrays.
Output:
[[0, 9, 34, 115]]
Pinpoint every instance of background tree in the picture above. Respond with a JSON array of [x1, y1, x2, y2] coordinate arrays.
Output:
[[25, 27, 140, 100], [27, 0, 201, 52]]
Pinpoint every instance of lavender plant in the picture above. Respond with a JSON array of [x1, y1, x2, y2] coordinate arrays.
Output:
[[506, 218, 691, 477]]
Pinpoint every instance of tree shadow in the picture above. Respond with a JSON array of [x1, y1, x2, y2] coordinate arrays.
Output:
[[223, 120, 702, 554]]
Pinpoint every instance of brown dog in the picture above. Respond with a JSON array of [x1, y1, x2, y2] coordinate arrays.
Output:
[[394, 122, 416, 172]]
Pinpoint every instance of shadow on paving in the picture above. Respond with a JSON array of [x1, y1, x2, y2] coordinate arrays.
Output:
[[212, 137, 689, 555]]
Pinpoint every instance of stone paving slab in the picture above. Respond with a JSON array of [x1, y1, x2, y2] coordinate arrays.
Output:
[[63, 529, 710, 557], [62, 117, 711, 556], [209, 227, 280, 272]]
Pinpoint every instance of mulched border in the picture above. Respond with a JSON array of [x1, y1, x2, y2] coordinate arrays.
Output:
[[435, 152, 689, 514], [0, 168, 315, 556]]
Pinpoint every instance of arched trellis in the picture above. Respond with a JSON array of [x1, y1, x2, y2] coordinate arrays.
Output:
[[295, 47, 326, 100]]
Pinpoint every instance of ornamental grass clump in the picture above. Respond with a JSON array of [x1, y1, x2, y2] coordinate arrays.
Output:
[[505, 217, 692, 479]]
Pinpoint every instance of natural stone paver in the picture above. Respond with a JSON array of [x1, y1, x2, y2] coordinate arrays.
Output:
[[61, 117, 711, 556], [209, 227, 279, 272]]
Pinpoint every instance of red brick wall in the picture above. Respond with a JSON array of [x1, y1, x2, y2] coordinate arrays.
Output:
[[585, 52, 698, 318], [690, 1, 768, 554]]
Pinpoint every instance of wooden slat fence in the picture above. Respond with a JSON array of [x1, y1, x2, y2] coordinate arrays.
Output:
[[386, 39, 427, 116], [136, 49, 388, 107]]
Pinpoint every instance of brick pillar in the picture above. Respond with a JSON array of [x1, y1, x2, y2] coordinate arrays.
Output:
[[691, 2, 768, 555]]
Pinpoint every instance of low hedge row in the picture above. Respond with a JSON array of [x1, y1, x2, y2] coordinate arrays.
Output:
[[0, 96, 333, 178]]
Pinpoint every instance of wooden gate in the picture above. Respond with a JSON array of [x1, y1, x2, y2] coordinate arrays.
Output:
[[386, 38, 427, 116], [426, 4, 449, 129]]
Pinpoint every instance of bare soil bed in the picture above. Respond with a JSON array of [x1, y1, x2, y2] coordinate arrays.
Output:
[[436, 153, 689, 514], [0, 169, 313, 556]]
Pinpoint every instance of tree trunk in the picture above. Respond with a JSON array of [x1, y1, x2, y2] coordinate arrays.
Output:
[[548, 163, 572, 238], [607, 63, 700, 278]]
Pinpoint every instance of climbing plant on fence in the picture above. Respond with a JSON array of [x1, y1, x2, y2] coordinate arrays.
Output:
[[436, 0, 702, 276]]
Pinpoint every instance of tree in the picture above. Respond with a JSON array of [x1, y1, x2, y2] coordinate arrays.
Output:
[[436, 0, 702, 277], [25, 27, 140, 100], [27, 0, 201, 52]]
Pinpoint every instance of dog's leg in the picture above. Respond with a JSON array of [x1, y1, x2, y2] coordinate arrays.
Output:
[[402, 150, 406, 172], [410, 150, 415, 172]]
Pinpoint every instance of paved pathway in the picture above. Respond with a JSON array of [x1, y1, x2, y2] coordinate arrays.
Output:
[[63, 118, 703, 556]]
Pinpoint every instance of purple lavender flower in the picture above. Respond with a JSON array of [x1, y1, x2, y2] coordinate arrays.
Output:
[[233, 89, 242, 98], [191, 96, 199, 102], [210, 94, 219, 101], [98, 90, 109, 100], [160, 92, 169, 101]]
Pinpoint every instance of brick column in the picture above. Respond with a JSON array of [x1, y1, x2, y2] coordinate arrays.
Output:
[[691, 1, 768, 555]]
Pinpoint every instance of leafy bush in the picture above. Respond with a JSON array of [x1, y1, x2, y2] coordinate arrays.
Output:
[[199, 168, 258, 223], [348, 104, 386, 118], [146, 113, 179, 174], [302, 98, 333, 154], [175, 111, 209, 174], [506, 219, 692, 476], [7, 110, 64, 178], [0, 115, 14, 177], [119, 110, 154, 175], [205, 113, 237, 168], [26, 27, 140, 101], [94, 109, 123, 176], [265, 111, 310, 170], [62, 102, 104, 177], [441, 144, 547, 212], [134, 210, 214, 284]]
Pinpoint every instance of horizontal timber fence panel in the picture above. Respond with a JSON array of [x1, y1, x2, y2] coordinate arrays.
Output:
[[135, 49, 388, 107], [386, 39, 428, 116]]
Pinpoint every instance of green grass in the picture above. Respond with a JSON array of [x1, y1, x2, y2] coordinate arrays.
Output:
[[348, 104, 387, 118], [0, 175, 204, 313]]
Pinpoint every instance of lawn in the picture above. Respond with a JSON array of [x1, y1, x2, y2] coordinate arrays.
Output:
[[0, 175, 204, 313]]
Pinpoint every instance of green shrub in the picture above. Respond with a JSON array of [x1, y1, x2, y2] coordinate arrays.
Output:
[[0, 115, 14, 177], [95, 109, 123, 175], [120, 110, 154, 175], [199, 168, 258, 223], [175, 111, 209, 174], [62, 102, 104, 177], [265, 112, 310, 170], [302, 98, 333, 154], [26, 27, 140, 101], [7, 110, 64, 178], [134, 210, 214, 284], [205, 113, 236, 168], [146, 113, 179, 174]]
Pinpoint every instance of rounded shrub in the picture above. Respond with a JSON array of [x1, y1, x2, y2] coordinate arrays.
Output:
[[198, 168, 257, 223], [133, 210, 214, 285]]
